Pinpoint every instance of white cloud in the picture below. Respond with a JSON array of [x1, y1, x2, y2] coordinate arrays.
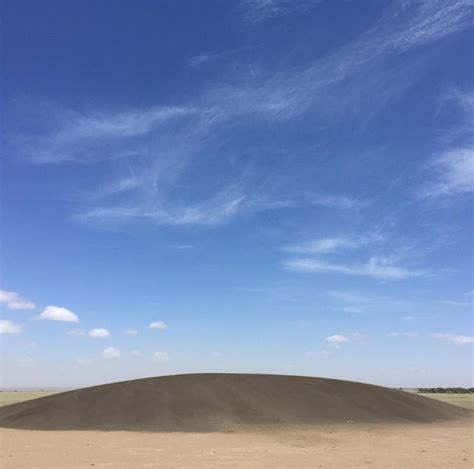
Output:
[[12, 1, 472, 231], [101, 347, 120, 359], [285, 232, 384, 256], [39, 305, 79, 322], [88, 328, 110, 339], [286, 237, 360, 255], [186, 52, 223, 68], [0, 320, 21, 334], [422, 148, 474, 197], [0, 290, 35, 310], [240, 0, 321, 24], [26, 105, 195, 164], [432, 333, 474, 346], [148, 321, 168, 330], [153, 351, 170, 362], [325, 334, 349, 349], [122, 329, 138, 336], [284, 257, 426, 280], [131, 350, 142, 357]]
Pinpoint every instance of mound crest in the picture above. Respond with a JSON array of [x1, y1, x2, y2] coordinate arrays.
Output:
[[0, 374, 468, 431]]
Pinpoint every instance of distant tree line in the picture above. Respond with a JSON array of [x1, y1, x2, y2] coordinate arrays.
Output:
[[418, 387, 474, 394]]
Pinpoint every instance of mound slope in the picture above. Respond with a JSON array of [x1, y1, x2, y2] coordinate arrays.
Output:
[[0, 373, 468, 431]]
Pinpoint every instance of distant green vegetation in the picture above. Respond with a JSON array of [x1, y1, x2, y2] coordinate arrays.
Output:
[[418, 387, 473, 394], [0, 391, 60, 407], [419, 393, 474, 410]]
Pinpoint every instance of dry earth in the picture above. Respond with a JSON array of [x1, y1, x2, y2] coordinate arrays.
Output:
[[1, 421, 473, 468]]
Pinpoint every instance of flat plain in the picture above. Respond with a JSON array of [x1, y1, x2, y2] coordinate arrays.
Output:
[[0, 421, 472, 468], [419, 393, 474, 410], [0, 391, 60, 407], [1, 375, 472, 468]]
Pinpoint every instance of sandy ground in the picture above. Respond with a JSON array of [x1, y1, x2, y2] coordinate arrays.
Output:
[[1, 420, 473, 468]]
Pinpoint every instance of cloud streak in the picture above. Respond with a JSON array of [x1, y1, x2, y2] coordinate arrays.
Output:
[[284, 257, 427, 280], [432, 333, 474, 345], [8, 1, 472, 230], [239, 0, 321, 24]]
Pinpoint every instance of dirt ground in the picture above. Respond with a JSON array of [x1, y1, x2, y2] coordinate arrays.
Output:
[[1, 420, 473, 468]]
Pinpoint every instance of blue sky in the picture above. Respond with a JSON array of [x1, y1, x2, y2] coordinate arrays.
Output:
[[1, 0, 473, 388]]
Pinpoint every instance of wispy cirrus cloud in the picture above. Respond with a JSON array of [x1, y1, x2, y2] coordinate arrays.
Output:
[[285, 232, 384, 255], [421, 89, 474, 198], [421, 148, 474, 197], [8, 1, 472, 229], [284, 256, 427, 280], [21, 106, 195, 164], [185, 52, 224, 68], [285, 237, 361, 255], [239, 0, 321, 24], [431, 333, 474, 345]]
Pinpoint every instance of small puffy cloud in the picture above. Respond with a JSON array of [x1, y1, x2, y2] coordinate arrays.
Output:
[[88, 328, 110, 339], [325, 334, 349, 348], [39, 306, 79, 322], [432, 333, 474, 346], [0, 320, 22, 334], [67, 328, 86, 336], [0, 290, 35, 310], [122, 329, 138, 336], [131, 350, 142, 357], [149, 321, 168, 330], [153, 351, 170, 362], [102, 347, 120, 359]]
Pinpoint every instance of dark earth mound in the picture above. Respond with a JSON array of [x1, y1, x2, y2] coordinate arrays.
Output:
[[0, 373, 469, 431]]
